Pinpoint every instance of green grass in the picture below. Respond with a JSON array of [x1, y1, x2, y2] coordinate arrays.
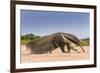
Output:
[[80, 38, 89, 46], [21, 39, 31, 45], [80, 40, 89, 46], [21, 33, 41, 45]]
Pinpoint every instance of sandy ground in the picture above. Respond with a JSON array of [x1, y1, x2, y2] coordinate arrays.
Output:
[[21, 45, 89, 63]]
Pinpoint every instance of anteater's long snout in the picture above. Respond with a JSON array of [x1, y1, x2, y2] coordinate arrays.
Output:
[[80, 44, 85, 52]]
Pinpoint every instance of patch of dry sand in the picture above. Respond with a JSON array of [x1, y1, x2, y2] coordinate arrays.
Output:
[[21, 45, 89, 63]]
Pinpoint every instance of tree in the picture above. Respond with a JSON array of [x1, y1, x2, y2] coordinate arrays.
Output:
[[21, 33, 40, 41]]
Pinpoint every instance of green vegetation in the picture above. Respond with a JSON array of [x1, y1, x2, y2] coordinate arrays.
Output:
[[21, 39, 30, 45], [80, 38, 89, 46], [21, 33, 40, 45]]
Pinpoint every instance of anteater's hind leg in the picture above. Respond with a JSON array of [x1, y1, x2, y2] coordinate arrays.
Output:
[[66, 43, 71, 53], [60, 45, 67, 53]]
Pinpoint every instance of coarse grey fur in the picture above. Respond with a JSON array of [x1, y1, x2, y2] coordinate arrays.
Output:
[[26, 32, 85, 54]]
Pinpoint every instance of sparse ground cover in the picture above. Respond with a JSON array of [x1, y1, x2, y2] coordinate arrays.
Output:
[[21, 45, 89, 63]]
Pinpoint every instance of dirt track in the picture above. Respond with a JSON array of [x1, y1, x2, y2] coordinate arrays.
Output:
[[21, 45, 89, 63]]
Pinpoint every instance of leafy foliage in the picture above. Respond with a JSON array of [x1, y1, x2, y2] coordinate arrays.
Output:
[[80, 38, 89, 46], [21, 33, 40, 45]]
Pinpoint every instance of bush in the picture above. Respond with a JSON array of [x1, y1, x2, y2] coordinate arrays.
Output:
[[21, 39, 31, 45], [21, 33, 40, 45], [80, 38, 89, 46]]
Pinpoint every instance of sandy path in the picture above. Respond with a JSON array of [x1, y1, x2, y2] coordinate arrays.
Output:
[[21, 45, 89, 63]]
